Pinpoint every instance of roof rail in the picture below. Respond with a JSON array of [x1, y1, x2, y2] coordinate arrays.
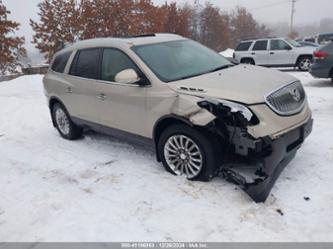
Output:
[[126, 33, 156, 38], [242, 36, 277, 41]]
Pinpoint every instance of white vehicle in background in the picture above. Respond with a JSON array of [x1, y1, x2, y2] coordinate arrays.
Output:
[[298, 33, 333, 45], [233, 38, 316, 71]]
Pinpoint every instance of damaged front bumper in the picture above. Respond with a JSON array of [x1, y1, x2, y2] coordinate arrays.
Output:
[[221, 117, 313, 202]]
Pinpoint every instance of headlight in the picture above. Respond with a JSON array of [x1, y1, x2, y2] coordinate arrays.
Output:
[[198, 98, 259, 126]]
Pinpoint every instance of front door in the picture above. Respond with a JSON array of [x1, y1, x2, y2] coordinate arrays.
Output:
[[269, 39, 294, 66], [95, 48, 147, 136]]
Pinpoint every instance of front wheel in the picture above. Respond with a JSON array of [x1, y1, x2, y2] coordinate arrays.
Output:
[[158, 124, 219, 181], [52, 103, 82, 140], [297, 56, 313, 71]]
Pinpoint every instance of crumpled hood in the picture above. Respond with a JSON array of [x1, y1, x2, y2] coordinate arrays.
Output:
[[167, 65, 298, 105]]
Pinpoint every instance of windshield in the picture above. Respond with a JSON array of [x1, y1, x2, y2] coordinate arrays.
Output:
[[132, 40, 232, 82], [286, 39, 302, 47]]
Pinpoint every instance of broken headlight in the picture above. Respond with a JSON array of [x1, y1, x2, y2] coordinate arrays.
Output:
[[198, 98, 259, 127]]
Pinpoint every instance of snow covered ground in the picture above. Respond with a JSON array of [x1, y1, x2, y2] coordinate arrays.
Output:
[[0, 71, 332, 242], [220, 48, 234, 58]]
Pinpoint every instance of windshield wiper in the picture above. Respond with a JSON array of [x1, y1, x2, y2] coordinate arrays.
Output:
[[175, 64, 234, 81], [210, 64, 234, 73]]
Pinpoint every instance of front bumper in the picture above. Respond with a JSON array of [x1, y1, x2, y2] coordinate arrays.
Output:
[[222, 117, 313, 202]]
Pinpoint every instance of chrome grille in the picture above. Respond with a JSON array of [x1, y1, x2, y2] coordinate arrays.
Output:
[[265, 81, 306, 116]]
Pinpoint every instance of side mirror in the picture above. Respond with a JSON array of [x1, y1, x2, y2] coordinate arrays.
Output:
[[115, 69, 140, 84]]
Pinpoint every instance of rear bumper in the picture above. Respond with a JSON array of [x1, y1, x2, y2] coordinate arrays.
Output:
[[310, 62, 331, 78], [222, 117, 313, 202]]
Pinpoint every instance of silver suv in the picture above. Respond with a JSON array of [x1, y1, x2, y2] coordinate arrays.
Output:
[[234, 38, 316, 71], [44, 34, 313, 202]]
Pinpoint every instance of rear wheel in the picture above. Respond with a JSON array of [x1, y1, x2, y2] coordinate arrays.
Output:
[[297, 56, 313, 71], [158, 124, 219, 181], [52, 103, 82, 140]]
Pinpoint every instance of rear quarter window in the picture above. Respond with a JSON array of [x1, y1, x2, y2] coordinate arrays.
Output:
[[235, 42, 252, 51], [51, 52, 72, 73]]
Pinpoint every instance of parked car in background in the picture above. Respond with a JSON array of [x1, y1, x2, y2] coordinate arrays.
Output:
[[317, 33, 333, 45], [298, 41, 320, 48], [44, 33, 313, 202], [234, 38, 316, 71], [310, 41, 333, 83]]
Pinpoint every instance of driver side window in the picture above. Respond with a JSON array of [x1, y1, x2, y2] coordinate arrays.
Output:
[[101, 48, 140, 83], [270, 40, 292, 50]]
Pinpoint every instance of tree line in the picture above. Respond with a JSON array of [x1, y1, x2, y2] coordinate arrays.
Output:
[[0, 0, 26, 74], [1, 0, 271, 73]]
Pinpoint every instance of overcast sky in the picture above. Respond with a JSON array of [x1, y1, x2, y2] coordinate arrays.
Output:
[[3, 0, 333, 53]]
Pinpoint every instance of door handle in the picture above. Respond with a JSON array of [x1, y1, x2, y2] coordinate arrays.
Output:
[[270, 52, 275, 55], [98, 93, 106, 101], [251, 52, 256, 55], [66, 87, 73, 93]]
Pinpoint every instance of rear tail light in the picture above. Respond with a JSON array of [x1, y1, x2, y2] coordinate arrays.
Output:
[[233, 52, 235, 59], [313, 51, 329, 59]]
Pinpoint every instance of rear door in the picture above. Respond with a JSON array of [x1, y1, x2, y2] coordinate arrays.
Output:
[[234, 41, 253, 62], [95, 48, 147, 136], [269, 39, 294, 65], [251, 40, 269, 65], [66, 48, 102, 123]]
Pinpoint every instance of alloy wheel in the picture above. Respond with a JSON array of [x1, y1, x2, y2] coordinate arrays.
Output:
[[163, 135, 203, 179], [55, 108, 70, 135], [299, 58, 312, 71]]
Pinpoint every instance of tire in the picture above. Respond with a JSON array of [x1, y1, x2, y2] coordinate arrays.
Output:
[[297, 56, 313, 71], [241, 58, 255, 65], [157, 124, 219, 182], [52, 103, 82, 140]]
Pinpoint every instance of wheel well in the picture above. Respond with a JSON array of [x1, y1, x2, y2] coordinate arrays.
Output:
[[49, 98, 60, 111], [296, 54, 313, 63], [153, 116, 193, 162], [329, 67, 333, 77], [153, 117, 191, 144], [240, 57, 255, 64], [49, 98, 66, 127]]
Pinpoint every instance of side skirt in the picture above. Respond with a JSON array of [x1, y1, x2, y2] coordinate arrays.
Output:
[[71, 117, 155, 148]]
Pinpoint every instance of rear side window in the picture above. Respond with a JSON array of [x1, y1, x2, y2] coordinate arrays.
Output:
[[252, 40, 268, 51], [235, 42, 252, 51], [70, 48, 102, 79], [101, 48, 140, 82], [51, 52, 72, 73]]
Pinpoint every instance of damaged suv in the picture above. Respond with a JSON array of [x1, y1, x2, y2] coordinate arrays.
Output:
[[44, 34, 313, 202]]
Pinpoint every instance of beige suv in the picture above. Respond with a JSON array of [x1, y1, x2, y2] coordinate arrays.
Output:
[[44, 34, 313, 202]]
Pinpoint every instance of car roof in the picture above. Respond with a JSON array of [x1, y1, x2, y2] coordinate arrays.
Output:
[[239, 37, 286, 43], [57, 33, 185, 55]]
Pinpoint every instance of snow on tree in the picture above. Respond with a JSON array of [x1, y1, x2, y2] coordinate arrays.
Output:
[[0, 0, 26, 75]]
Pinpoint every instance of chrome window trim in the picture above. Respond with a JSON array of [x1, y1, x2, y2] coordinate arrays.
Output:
[[62, 73, 150, 88], [264, 80, 306, 116]]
